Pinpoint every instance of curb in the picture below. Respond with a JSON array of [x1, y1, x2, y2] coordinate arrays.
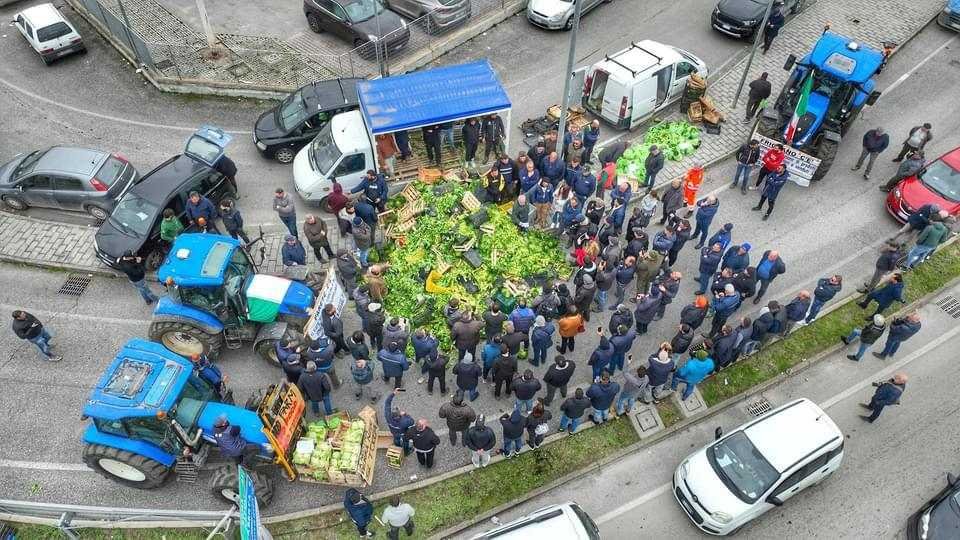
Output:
[[0, 255, 118, 278]]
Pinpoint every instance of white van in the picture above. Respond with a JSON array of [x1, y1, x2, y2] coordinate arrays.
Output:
[[12, 3, 85, 65], [577, 40, 708, 130], [471, 502, 600, 540], [673, 398, 844, 535], [292, 109, 373, 209]]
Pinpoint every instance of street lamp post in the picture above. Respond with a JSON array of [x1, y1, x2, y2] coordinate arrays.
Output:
[[731, 0, 776, 108], [555, 0, 584, 163]]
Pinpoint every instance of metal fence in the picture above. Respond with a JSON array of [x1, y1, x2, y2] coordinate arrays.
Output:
[[69, 0, 523, 94]]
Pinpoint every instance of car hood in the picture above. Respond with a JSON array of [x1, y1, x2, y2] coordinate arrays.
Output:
[[94, 219, 143, 260], [898, 176, 960, 215], [926, 492, 960, 540], [717, 0, 765, 20], [529, 0, 572, 17], [682, 450, 752, 517], [353, 10, 406, 38], [254, 109, 286, 141]]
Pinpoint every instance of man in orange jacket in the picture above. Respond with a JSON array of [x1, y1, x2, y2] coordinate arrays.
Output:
[[683, 163, 705, 209]]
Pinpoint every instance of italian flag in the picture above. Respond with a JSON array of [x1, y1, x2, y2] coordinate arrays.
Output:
[[245, 274, 295, 323], [784, 72, 814, 145]]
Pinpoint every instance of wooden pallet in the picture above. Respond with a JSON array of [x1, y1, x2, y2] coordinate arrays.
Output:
[[386, 446, 404, 469], [401, 184, 422, 203], [461, 192, 481, 212]]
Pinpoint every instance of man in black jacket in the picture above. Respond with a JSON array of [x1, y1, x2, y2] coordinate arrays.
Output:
[[462, 117, 481, 167], [11, 310, 61, 362], [512, 369, 543, 413], [745, 72, 771, 121], [804, 275, 843, 324], [482, 114, 505, 163], [404, 419, 440, 468], [859, 241, 903, 293], [117, 250, 159, 305], [559, 388, 591, 433], [542, 355, 576, 405], [464, 415, 496, 468], [732, 139, 761, 193], [852, 127, 890, 180], [298, 361, 334, 416], [499, 409, 526, 458], [422, 125, 442, 167]]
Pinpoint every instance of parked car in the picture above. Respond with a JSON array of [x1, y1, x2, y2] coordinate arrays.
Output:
[[938, 0, 960, 32], [471, 502, 600, 539], [12, 3, 85, 65], [386, 0, 471, 33], [254, 78, 362, 164], [886, 146, 960, 223], [303, 0, 410, 56], [0, 146, 138, 220], [711, 0, 803, 39], [674, 398, 844, 535], [526, 0, 612, 30], [907, 473, 960, 540]]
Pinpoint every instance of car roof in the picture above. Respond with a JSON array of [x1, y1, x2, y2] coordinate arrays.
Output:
[[19, 3, 68, 26], [473, 504, 591, 540], [596, 40, 682, 81], [130, 155, 210, 203], [301, 78, 362, 112], [83, 339, 192, 421], [157, 233, 242, 287], [35, 146, 108, 178], [940, 147, 960, 171], [743, 399, 842, 472]]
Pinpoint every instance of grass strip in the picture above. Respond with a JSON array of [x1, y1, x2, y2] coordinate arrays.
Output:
[[269, 417, 639, 539], [11, 526, 206, 539], [699, 241, 960, 405]]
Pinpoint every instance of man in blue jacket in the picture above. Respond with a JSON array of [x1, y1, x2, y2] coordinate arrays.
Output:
[[753, 249, 786, 304], [707, 223, 734, 253], [351, 170, 389, 211], [343, 489, 375, 538], [696, 243, 724, 295], [609, 324, 637, 373], [588, 334, 614, 380], [541, 151, 566, 185], [582, 120, 601, 162], [353, 199, 379, 229], [530, 178, 555, 230], [752, 165, 789, 220], [873, 312, 921, 359], [572, 165, 597, 205], [671, 349, 715, 401], [185, 191, 219, 233], [383, 388, 415, 450], [561, 198, 584, 230], [411, 328, 439, 382], [721, 243, 751, 274], [860, 373, 907, 423], [586, 372, 620, 424], [378, 341, 410, 389], [857, 273, 906, 317], [709, 284, 742, 337], [281, 235, 307, 266], [804, 274, 843, 324], [692, 195, 720, 249]]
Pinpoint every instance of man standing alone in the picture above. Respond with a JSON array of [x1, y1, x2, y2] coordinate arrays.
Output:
[[745, 72, 771, 121], [11, 310, 61, 362], [852, 127, 889, 180], [860, 373, 907, 423]]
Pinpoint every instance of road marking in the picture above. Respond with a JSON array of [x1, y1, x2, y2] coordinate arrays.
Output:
[[0, 77, 252, 135], [595, 323, 960, 524], [0, 459, 91, 472], [882, 35, 957, 97]]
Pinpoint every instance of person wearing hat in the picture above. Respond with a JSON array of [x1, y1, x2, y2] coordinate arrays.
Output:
[[185, 190, 219, 233], [383, 387, 414, 450], [644, 145, 665, 191], [116, 250, 159, 305], [298, 360, 335, 416], [530, 315, 555, 367], [670, 349, 714, 401], [213, 416, 259, 466], [352, 217, 374, 268], [843, 314, 888, 361], [721, 243, 751, 273], [680, 294, 709, 331], [691, 195, 720, 249], [11, 310, 61, 362], [343, 488, 375, 538], [350, 355, 376, 402], [281, 234, 306, 266], [732, 139, 761, 193], [573, 274, 597, 322], [753, 249, 786, 304], [571, 162, 596, 206]]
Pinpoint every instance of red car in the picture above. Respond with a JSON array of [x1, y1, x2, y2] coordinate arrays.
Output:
[[886, 146, 960, 223]]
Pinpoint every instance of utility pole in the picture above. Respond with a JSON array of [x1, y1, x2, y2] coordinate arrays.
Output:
[[195, 0, 217, 48], [374, 5, 386, 77], [555, 0, 583, 163], [731, 0, 775, 108]]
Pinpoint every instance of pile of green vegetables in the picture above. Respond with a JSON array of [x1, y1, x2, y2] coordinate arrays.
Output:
[[615, 121, 701, 178], [380, 181, 569, 352]]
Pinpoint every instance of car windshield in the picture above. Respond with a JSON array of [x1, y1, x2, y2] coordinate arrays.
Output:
[[37, 22, 72, 42], [918, 160, 960, 203], [109, 193, 160, 237], [309, 126, 342, 176], [12, 150, 48, 180], [171, 373, 217, 429], [344, 0, 385, 22], [278, 91, 309, 132], [707, 431, 780, 503]]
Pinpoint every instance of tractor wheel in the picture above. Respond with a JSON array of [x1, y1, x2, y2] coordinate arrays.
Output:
[[812, 139, 839, 182], [754, 113, 780, 140], [254, 338, 281, 366], [83, 444, 171, 489], [209, 464, 276, 507], [149, 321, 223, 360]]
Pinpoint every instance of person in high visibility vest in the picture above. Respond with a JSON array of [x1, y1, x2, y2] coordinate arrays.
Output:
[[683, 162, 705, 209]]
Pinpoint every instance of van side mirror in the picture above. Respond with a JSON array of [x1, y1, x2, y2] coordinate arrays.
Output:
[[949, 473, 958, 487], [766, 495, 784, 507], [866, 90, 881, 106], [783, 54, 796, 71], [714, 427, 723, 440]]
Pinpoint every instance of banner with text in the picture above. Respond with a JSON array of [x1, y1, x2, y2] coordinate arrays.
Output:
[[755, 134, 822, 187]]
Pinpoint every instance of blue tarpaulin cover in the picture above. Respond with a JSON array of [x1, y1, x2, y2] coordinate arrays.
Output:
[[358, 60, 511, 135]]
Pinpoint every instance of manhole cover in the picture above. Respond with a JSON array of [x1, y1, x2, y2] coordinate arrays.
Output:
[[58, 273, 92, 296], [936, 295, 960, 319], [746, 398, 773, 417]]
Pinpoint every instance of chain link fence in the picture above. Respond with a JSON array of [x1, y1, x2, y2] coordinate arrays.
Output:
[[68, 0, 523, 94]]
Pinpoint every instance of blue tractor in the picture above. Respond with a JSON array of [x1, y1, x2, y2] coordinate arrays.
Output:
[[147, 233, 319, 364], [755, 31, 883, 181], [81, 339, 309, 505]]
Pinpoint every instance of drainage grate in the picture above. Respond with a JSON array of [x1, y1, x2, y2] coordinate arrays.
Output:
[[936, 295, 960, 319], [58, 273, 92, 296], [746, 398, 773, 417]]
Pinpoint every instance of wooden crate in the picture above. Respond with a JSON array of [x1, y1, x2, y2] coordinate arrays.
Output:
[[401, 183, 421, 203], [386, 447, 404, 469], [461, 191, 481, 212], [376, 431, 394, 450]]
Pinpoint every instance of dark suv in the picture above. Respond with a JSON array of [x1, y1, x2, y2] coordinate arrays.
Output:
[[711, 0, 802, 39], [303, 0, 410, 57], [93, 155, 237, 270], [253, 78, 361, 163]]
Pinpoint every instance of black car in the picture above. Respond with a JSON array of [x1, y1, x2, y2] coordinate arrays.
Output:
[[253, 78, 362, 163], [93, 154, 237, 270], [711, 0, 802, 39], [908, 473, 960, 540], [303, 0, 410, 57]]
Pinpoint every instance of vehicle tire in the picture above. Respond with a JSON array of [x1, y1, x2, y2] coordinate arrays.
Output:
[[216, 190, 238, 207], [2, 196, 27, 211], [306, 13, 323, 33], [254, 338, 281, 366], [563, 16, 574, 30], [209, 464, 276, 507], [790, 0, 803, 14], [754, 113, 780, 140], [145, 248, 166, 271], [41, 55, 52, 66], [149, 321, 224, 360], [82, 444, 171, 489], [812, 139, 838, 182], [84, 204, 109, 221], [274, 147, 296, 164], [318, 196, 334, 214]]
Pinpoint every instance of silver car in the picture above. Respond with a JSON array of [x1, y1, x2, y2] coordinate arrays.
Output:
[[527, 0, 611, 30], [0, 146, 139, 220], [386, 0, 471, 33]]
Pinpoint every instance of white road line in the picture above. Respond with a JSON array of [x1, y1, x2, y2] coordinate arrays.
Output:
[[0, 459, 91, 472], [0, 303, 150, 326], [881, 35, 957, 97], [0, 77, 252, 135], [596, 322, 960, 524]]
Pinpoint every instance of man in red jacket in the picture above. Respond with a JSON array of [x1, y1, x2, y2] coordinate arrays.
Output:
[[751, 144, 785, 190]]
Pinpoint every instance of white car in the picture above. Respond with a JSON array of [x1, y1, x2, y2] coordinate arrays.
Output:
[[673, 398, 844, 535], [471, 502, 600, 539], [12, 3, 85, 65], [526, 0, 612, 30]]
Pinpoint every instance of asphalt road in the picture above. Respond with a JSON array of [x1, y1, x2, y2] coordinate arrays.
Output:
[[458, 282, 960, 539], [0, 1, 958, 518]]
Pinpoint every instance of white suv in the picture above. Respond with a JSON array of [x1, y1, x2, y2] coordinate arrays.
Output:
[[472, 502, 600, 540], [12, 3, 85, 65], [674, 398, 844, 535]]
